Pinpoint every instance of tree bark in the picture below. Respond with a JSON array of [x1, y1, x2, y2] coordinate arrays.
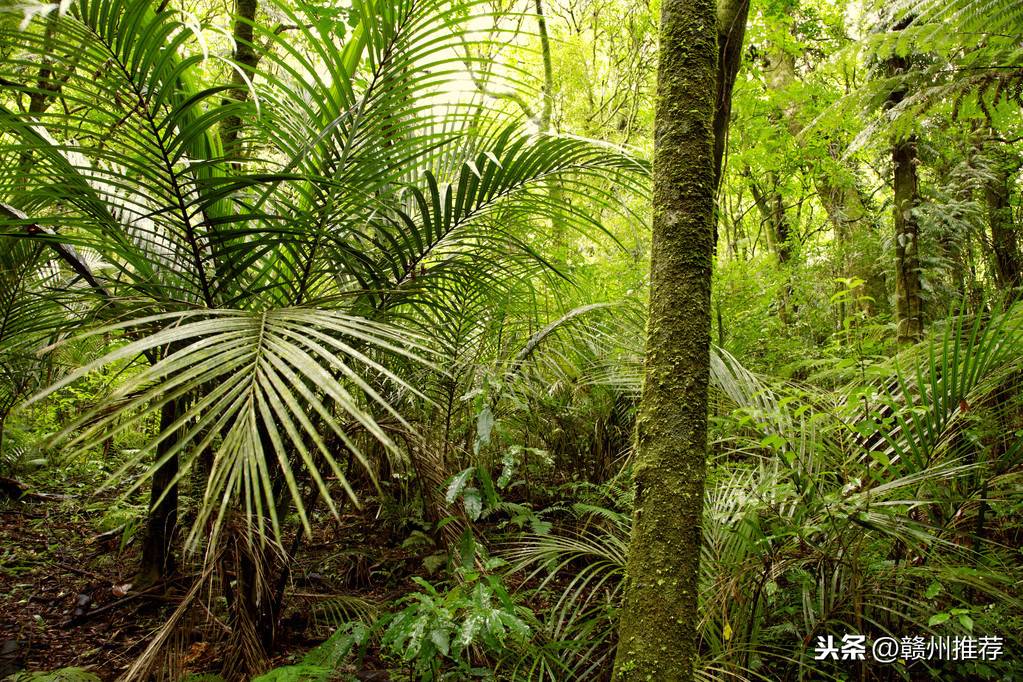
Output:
[[748, 170, 791, 263], [756, 29, 887, 318], [534, 0, 554, 134], [892, 132, 923, 343], [533, 0, 570, 252], [886, 18, 924, 343], [814, 155, 886, 316], [611, 0, 716, 677], [220, 0, 260, 156], [137, 398, 181, 585], [985, 147, 1021, 290], [712, 0, 750, 189], [887, 45, 924, 344]]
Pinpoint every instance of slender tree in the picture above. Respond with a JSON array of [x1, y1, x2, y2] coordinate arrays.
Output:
[[136, 398, 181, 585], [892, 130, 924, 342], [612, 0, 717, 677], [712, 0, 750, 188], [985, 144, 1022, 291], [887, 23, 925, 344], [220, 0, 260, 156], [534, 0, 554, 134]]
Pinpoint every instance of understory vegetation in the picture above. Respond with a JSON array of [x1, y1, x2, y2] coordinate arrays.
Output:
[[0, 0, 1021, 679]]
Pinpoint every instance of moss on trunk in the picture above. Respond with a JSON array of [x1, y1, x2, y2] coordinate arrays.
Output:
[[711, 0, 750, 189], [985, 146, 1022, 291], [611, 0, 717, 678], [887, 39, 924, 344], [892, 130, 923, 344]]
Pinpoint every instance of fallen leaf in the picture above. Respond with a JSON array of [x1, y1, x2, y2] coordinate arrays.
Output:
[[184, 641, 208, 665]]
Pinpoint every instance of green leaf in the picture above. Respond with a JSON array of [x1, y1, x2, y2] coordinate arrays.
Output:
[[430, 627, 450, 656], [462, 487, 483, 521], [445, 468, 475, 505], [473, 406, 495, 454], [458, 528, 476, 569]]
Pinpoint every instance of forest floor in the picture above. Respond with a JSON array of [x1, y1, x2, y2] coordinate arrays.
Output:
[[0, 486, 408, 681], [0, 494, 156, 679]]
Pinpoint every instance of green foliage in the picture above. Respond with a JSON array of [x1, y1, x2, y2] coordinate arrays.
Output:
[[504, 308, 1023, 680], [251, 666, 332, 682], [0, 417, 45, 475], [0, 0, 644, 555], [0, 0, 1021, 678], [251, 622, 372, 681], [898, 0, 1023, 42], [378, 571, 532, 680]]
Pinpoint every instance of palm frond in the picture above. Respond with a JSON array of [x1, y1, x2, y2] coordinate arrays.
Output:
[[27, 307, 435, 549]]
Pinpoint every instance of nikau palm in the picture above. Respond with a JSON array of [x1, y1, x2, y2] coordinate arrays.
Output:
[[4, 0, 1017, 678], [0, 0, 644, 674]]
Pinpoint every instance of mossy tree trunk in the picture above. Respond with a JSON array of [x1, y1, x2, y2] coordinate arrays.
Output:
[[533, 0, 568, 251], [611, 0, 717, 677], [748, 171, 792, 264], [711, 0, 750, 188], [534, 0, 554, 134], [892, 127, 923, 344], [985, 146, 1022, 291], [220, 0, 260, 156], [757, 24, 887, 320], [888, 41, 924, 344], [815, 157, 886, 318]]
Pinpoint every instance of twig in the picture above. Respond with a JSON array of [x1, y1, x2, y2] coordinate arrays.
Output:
[[60, 577, 189, 628], [54, 561, 106, 581]]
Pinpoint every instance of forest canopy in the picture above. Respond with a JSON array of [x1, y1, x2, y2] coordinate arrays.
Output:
[[0, 0, 1021, 679]]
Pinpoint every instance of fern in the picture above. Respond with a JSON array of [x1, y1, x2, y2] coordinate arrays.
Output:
[[897, 0, 1023, 38]]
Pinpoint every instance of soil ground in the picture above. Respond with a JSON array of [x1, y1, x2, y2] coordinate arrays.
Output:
[[0, 490, 409, 681], [1, 496, 157, 679]]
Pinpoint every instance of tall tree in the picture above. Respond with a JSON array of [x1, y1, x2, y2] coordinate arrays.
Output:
[[136, 398, 181, 585], [611, 0, 717, 678], [985, 144, 1022, 290], [887, 41, 924, 343], [534, 0, 554, 134], [220, 0, 260, 156], [712, 0, 750, 188]]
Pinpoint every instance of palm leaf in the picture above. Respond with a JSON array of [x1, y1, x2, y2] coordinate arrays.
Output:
[[27, 307, 435, 548]]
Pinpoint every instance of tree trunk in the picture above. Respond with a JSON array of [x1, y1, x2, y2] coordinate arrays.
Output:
[[611, 0, 716, 677], [757, 28, 887, 319], [137, 398, 181, 585], [534, 0, 569, 251], [814, 149, 886, 316], [748, 171, 794, 323], [534, 0, 554, 134], [712, 0, 750, 189], [220, 0, 260, 156], [222, 530, 272, 680], [985, 148, 1021, 290], [892, 132, 923, 343], [17, 14, 69, 189], [888, 49, 924, 344], [748, 171, 791, 263]]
